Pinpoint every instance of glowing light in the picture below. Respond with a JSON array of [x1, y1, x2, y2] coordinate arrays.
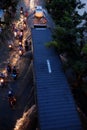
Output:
[[14, 32, 17, 37], [0, 78, 4, 83]]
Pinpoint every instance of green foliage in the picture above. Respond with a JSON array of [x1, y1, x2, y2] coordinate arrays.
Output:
[[82, 43, 87, 54], [45, 0, 87, 81], [72, 60, 86, 74], [46, 41, 60, 48], [46, 0, 87, 51]]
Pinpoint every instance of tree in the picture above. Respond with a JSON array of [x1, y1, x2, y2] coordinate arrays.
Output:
[[45, 0, 87, 89], [72, 60, 87, 86], [46, 0, 86, 57], [82, 43, 87, 54]]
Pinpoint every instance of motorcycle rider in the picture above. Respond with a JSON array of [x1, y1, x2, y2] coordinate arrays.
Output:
[[0, 72, 5, 87], [14, 27, 18, 38], [18, 30, 23, 42], [12, 66, 17, 75], [20, 6, 24, 15], [19, 44, 23, 48], [8, 90, 16, 108], [8, 90, 14, 98], [0, 72, 5, 78], [24, 39, 29, 51], [6, 63, 12, 74], [18, 44, 23, 56]]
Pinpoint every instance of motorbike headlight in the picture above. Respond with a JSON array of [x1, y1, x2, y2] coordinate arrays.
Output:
[[9, 45, 12, 48], [24, 17, 27, 21], [14, 32, 17, 37], [19, 50, 22, 54], [20, 11, 23, 13], [0, 78, 4, 83], [19, 42, 22, 45]]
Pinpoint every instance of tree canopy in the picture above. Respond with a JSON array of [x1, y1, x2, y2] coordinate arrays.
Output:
[[46, 0, 87, 88]]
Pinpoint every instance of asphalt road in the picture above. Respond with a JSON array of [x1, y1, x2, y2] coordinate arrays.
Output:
[[0, 0, 35, 130], [0, 60, 34, 130], [0, 0, 56, 129]]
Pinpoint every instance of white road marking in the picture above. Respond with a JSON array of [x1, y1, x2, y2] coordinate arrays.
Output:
[[47, 59, 52, 73]]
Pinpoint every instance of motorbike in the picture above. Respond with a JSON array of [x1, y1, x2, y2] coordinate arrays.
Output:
[[8, 44, 13, 50], [20, 7, 24, 15], [14, 30, 17, 37], [19, 41, 22, 46], [23, 23, 27, 30], [11, 66, 18, 80], [18, 45, 23, 56], [8, 96, 16, 108], [6, 64, 12, 74], [0, 77, 5, 87], [19, 49, 23, 56], [0, 73, 6, 87], [11, 73, 17, 80]]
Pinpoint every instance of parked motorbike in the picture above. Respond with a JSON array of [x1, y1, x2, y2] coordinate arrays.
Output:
[[8, 91, 16, 108]]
